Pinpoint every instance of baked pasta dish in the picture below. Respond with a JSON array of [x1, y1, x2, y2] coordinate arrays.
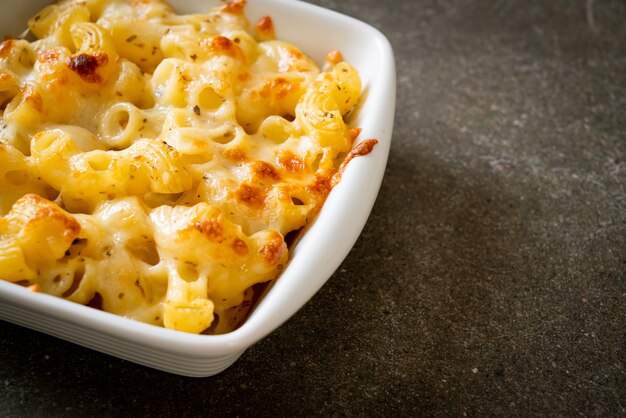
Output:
[[0, 0, 375, 334]]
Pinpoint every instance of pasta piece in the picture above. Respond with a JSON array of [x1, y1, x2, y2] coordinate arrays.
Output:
[[68, 22, 119, 90], [99, 102, 153, 148], [151, 203, 287, 332], [0, 194, 80, 282], [0, 143, 56, 214], [28, 2, 91, 49], [110, 20, 165, 73]]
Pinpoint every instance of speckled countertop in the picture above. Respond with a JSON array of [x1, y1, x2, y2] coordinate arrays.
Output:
[[1, 0, 624, 416]]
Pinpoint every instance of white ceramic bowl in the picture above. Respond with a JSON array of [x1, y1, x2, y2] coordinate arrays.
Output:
[[0, 0, 396, 377]]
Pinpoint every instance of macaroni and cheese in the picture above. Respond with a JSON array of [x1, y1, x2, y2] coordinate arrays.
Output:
[[0, 0, 373, 334]]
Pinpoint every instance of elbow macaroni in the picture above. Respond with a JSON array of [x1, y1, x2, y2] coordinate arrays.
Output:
[[0, 0, 367, 334]]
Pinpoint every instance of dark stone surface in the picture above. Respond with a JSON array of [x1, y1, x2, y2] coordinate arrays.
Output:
[[1, 0, 624, 416]]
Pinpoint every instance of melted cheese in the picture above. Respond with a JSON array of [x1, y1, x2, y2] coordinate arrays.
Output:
[[0, 0, 363, 334]]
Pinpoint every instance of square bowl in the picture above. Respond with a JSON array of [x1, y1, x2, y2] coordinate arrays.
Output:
[[0, 0, 396, 377]]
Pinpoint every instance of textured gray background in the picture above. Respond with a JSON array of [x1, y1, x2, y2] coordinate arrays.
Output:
[[1, 0, 625, 416]]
